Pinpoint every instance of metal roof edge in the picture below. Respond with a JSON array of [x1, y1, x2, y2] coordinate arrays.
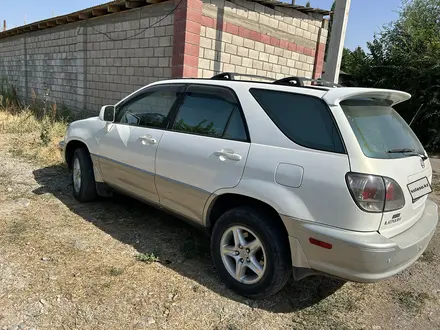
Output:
[[0, 0, 331, 40], [0, 0, 171, 40]]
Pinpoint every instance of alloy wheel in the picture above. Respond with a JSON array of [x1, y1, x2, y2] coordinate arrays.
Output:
[[219, 225, 267, 285], [73, 157, 82, 193]]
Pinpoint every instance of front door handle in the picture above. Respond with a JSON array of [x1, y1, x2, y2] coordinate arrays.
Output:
[[214, 149, 242, 161], [139, 135, 157, 145]]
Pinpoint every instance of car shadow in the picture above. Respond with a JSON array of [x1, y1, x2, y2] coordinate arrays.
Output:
[[32, 165, 345, 313]]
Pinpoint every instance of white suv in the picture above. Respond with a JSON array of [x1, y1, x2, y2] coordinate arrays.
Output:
[[60, 74, 438, 299]]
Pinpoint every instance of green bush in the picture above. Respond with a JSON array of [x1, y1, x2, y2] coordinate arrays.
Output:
[[341, 0, 440, 151]]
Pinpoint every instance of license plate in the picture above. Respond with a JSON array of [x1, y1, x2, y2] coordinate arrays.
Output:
[[407, 177, 432, 201]]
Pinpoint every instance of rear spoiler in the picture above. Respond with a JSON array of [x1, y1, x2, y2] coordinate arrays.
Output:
[[322, 88, 411, 106]]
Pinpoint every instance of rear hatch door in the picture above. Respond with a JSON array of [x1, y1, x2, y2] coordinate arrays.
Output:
[[337, 96, 432, 238]]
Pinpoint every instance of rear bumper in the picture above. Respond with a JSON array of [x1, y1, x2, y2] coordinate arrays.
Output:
[[282, 199, 438, 282]]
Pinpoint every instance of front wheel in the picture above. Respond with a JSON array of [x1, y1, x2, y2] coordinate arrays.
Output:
[[211, 207, 292, 299], [72, 148, 97, 202]]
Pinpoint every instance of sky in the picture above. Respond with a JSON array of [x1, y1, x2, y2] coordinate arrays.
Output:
[[2, 0, 402, 50]]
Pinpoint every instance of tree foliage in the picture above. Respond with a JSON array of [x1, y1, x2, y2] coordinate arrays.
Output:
[[341, 0, 440, 150], [174, 119, 218, 136]]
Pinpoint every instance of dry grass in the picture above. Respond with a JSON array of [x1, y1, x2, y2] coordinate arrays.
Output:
[[392, 289, 430, 313], [0, 110, 67, 166]]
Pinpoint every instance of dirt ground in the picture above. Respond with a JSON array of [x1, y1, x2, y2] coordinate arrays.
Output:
[[1, 132, 440, 330]]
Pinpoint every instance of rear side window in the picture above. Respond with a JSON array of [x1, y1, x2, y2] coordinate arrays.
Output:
[[341, 99, 425, 159], [223, 109, 247, 141], [250, 88, 344, 153], [172, 85, 249, 141]]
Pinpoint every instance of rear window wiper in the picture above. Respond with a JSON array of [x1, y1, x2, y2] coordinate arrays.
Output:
[[387, 148, 428, 160]]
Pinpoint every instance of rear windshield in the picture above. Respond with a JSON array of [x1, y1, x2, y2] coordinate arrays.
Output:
[[341, 99, 425, 159]]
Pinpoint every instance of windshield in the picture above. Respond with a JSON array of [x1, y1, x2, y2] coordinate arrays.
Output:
[[341, 99, 425, 159]]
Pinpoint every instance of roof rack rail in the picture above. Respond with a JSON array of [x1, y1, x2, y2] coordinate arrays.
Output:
[[211, 72, 274, 81], [273, 77, 304, 86], [311, 79, 342, 88], [273, 76, 341, 88], [210, 72, 341, 89]]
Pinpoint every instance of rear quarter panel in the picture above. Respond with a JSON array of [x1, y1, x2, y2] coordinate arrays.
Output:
[[213, 143, 382, 232]]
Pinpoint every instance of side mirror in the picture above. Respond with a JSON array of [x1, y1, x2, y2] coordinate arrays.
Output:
[[99, 105, 115, 122]]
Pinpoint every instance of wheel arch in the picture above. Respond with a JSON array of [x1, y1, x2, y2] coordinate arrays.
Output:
[[205, 193, 290, 241], [65, 139, 90, 170]]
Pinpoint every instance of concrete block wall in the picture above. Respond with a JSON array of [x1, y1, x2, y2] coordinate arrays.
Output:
[[0, 37, 26, 97], [197, 0, 327, 80], [0, 0, 328, 115], [0, 1, 174, 115], [24, 25, 82, 110], [85, 2, 174, 112]]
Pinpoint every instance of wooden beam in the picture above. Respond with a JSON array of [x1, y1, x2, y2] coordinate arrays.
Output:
[[47, 21, 56, 27], [67, 16, 79, 22], [56, 18, 67, 25], [78, 12, 92, 20], [92, 8, 108, 16], [125, 1, 143, 8], [108, 4, 123, 13], [38, 23, 47, 29]]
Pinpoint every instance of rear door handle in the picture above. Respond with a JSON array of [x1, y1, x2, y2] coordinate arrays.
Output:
[[214, 149, 242, 161], [139, 135, 157, 145]]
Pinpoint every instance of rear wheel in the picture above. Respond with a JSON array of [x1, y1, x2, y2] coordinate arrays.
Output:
[[211, 207, 292, 299], [72, 148, 97, 202]]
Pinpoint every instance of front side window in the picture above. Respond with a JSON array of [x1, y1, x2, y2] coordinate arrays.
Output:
[[250, 88, 344, 153], [172, 85, 248, 141], [341, 99, 425, 159], [115, 85, 184, 128]]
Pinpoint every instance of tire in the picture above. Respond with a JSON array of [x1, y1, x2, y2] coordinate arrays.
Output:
[[71, 148, 97, 202], [211, 206, 292, 299]]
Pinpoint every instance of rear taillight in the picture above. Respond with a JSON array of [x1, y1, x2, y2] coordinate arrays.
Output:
[[383, 177, 405, 211], [346, 173, 405, 213]]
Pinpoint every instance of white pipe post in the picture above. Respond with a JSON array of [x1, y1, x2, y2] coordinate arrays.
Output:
[[322, 0, 351, 83]]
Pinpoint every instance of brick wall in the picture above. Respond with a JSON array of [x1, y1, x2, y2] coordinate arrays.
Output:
[[313, 19, 328, 79], [172, 0, 203, 77], [197, 0, 328, 80]]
